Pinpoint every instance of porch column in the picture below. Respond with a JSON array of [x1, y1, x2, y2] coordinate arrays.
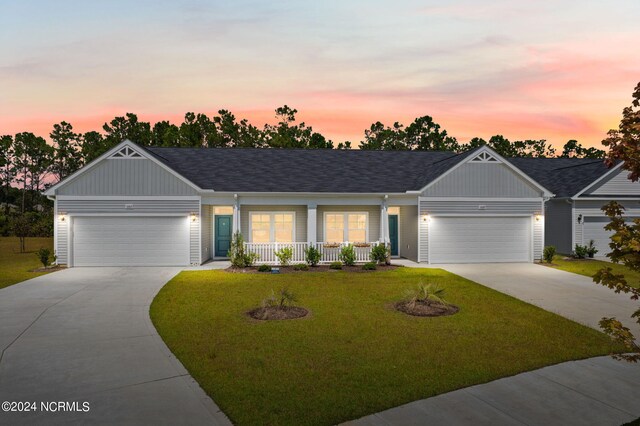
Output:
[[233, 195, 241, 235], [380, 196, 389, 244], [307, 203, 317, 245]]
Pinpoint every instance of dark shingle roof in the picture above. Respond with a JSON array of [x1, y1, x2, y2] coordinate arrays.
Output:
[[144, 147, 475, 193], [509, 157, 612, 197], [144, 146, 614, 196]]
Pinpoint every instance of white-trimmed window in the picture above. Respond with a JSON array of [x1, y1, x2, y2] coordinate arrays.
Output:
[[250, 212, 295, 242], [324, 212, 368, 243]]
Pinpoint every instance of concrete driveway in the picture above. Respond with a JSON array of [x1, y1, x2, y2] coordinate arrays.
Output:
[[0, 267, 230, 425], [435, 262, 640, 338]]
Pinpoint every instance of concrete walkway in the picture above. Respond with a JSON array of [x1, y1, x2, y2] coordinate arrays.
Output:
[[395, 260, 640, 337], [345, 356, 640, 426], [0, 267, 231, 425]]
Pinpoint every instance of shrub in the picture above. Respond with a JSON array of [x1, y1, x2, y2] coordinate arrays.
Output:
[[586, 240, 598, 258], [329, 261, 342, 270], [339, 244, 356, 266], [228, 232, 259, 267], [404, 283, 447, 309], [370, 243, 390, 265], [304, 246, 322, 266], [263, 288, 297, 310], [362, 262, 377, 270], [274, 247, 293, 266], [574, 244, 588, 259], [258, 264, 271, 272], [293, 263, 309, 271], [543, 246, 556, 264], [35, 247, 52, 268]]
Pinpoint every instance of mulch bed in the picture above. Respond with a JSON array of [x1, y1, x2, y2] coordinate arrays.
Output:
[[394, 300, 459, 317], [247, 306, 309, 321], [29, 265, 66, 273], [228, 264, 400, 274]]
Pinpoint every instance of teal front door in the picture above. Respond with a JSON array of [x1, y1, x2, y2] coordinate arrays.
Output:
[[215, 215, 232, 257], [388, 215, 399, 256]]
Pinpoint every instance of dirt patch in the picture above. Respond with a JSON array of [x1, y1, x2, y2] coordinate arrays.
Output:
[[247, 306, 309, 321], [29, 265, 66, 273], [228, 264, 400, 274], [394, 300, 459, 317]]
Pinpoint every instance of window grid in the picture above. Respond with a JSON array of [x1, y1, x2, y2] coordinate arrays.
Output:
[[250, 212, 295, 243], [325, 212, 368, 243]]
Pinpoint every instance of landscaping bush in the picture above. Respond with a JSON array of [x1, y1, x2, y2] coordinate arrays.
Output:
[[258, 264, 271, 272], [543, 246, 556, 264], [574, 244, 588, 259], [362, 262, 377, 270], [404, 283, 448, 310], [370, 243, 390, 265], [329, 261, 342, 270], [304, 245, 322, 266], [586, 240, 598, 258], [35, 247, 53, 268], [339, 244, 356, 266], [275, 247, 293, 266], [263, 287, 297, 310], [293, 263, 309, 271], [228, 232, 259, 267]]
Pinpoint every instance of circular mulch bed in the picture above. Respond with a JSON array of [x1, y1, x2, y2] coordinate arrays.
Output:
[[394, 300, 459, 317], [247, 306, 309, 321]]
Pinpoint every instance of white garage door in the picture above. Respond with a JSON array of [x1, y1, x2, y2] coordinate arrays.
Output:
[[429, 216, 531, 263], [73, 216, 190, 266], [583, 220, 613, 256]]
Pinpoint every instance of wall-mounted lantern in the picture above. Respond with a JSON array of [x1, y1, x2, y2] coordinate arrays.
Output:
[[577, 214, 583, 224]]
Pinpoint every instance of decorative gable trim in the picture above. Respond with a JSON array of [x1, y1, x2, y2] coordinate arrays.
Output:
[[44, 139, 202, 196], [109, 145, 144, 159], [415, 146, 554, 197], [470, 151, 500, 163]]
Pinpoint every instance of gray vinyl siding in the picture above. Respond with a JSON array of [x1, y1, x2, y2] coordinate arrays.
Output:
[[241, 205, 307, 242], [399, 205, 418, 261], [317, 205, 381, 242], [57, 159, 197, 196], [56, 198, 200, 266], [544, 199, 573, 254], [56, 215, 69, 265], [201, 205, 213, 262], [419, 199, 543, 262], [587, 169, 640, 196], [573, 199, 640, 247], [421, 163, 541, 197]]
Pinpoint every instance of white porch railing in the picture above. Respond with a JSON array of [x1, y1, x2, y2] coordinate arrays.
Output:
[[243, 242, 381, 265]]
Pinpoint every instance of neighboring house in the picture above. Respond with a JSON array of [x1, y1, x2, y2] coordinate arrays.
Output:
[[512, 158, 640, 256], [44, 140, 553, 267]]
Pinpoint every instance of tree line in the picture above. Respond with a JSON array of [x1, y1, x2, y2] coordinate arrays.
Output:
[[0, 105, 605, 241]]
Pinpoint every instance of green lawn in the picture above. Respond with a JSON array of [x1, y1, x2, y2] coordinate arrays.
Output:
[[0, 237, 54, 290], [548, 256, 640, 288], [151, 268, 620, 426]]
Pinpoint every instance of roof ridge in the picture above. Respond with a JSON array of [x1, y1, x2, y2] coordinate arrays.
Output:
[[550, 160, 605, 171]]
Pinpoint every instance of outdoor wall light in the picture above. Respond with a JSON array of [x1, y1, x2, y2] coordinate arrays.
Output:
[[191, 213, 198, 222], [577, 214, 583, 224], [422, 214, 430, 222], [535, 214, 542, 222], [58, 213, 66, 223]]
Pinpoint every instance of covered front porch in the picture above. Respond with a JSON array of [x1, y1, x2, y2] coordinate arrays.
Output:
[[201, 195, 418, 265], [244, 241, 382, 265]]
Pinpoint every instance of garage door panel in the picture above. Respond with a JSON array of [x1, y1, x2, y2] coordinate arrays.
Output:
[[583, 222, 613, 256], [430, 216, 531, 263], [73, 216, 190, 266]]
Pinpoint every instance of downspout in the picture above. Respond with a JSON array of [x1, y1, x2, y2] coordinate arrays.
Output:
[[47, 195, 57, 265]]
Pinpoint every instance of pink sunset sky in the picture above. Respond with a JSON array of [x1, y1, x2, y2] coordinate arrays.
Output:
[[1, 0, 638, 148]]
